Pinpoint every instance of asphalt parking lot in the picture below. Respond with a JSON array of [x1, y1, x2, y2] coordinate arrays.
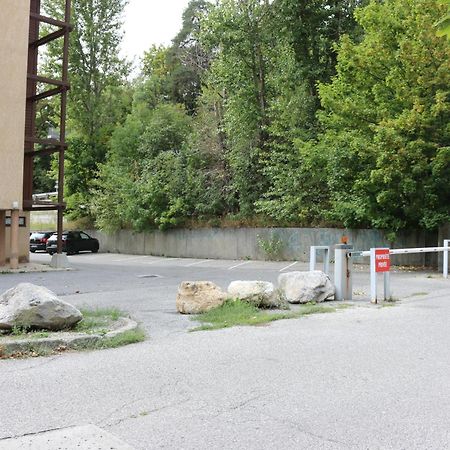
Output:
[[0, 252, 449, 449]]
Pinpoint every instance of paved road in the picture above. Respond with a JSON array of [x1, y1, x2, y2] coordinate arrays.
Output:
[[0, 253, 449, 449]]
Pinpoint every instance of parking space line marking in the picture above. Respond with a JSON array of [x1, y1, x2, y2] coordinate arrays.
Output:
[[280, 261, 298, 272], [112, 256, 150, 262], [228, 261, 252, 270], [157, 258, 180, 263], [143, 259, 164, 265], [184, 260, 209, 267]]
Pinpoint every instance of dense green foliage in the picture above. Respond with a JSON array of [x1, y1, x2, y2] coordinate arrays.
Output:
[[436, 0, 450, 38], [259, 0, 450, 233], [37, 0, 131, 216], [318, 0, 450, 232], [42, 0, 449, 234]]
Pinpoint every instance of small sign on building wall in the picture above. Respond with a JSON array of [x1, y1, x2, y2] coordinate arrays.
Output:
[[375, 248, 390, 272], [5, 216, 27, 227]]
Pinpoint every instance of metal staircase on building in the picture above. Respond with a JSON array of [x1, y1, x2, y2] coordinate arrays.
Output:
[[24, 0, 71, 253]]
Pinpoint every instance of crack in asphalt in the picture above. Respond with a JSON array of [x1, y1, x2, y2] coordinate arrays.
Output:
[[191, 393, 266, 421], [96, 398, 145, 427], [226, 394, 264, 412], [262, 412, 354, 448], [102, 397, 192, 428], [0, 424, 75, 441]]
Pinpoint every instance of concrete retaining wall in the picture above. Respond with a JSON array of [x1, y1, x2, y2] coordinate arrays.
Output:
[[87, 227, 443, 267]]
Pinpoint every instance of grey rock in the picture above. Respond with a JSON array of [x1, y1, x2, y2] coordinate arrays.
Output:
[[227, 280, 286, 309], [0, 283, 82, 331], [278, 271, 335, 304], [176, 281, 227, 314]]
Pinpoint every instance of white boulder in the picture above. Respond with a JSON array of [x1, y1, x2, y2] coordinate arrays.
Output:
[[278, 271, 335, 304], [0, 283, 82, 331], [176, 281, 227, 314], [227, 280, 284, 308]]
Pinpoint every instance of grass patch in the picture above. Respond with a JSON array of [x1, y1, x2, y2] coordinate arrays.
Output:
[[190, 299, 340, 332], [74, 307, 122, 333], [99, 328, 146, 348], [74, 328, 146, 350], [79, 307, 122, 320], [1, 308, 123, 339], [3, 329, 50, 340], [0, 328, 146, 359], [0, 306, 145, 359]]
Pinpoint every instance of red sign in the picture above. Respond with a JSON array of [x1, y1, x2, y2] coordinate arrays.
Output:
[[375, 249, 390, 272]]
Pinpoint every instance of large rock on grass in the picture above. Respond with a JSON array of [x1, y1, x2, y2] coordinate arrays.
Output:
[[0, 283, 82, 331], [278, 271, 334, 304], [176, 281, 227, 314], [227, 280, 285, 309]]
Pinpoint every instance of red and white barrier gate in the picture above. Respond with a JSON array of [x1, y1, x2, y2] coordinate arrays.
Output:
[[323, 240, 450, 303], [354, 242, 449, 303]]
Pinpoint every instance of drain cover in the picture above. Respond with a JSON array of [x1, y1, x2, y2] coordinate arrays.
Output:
[[136, 274, 162, 278]]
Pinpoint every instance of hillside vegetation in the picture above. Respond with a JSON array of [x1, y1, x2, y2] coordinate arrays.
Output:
[[39, 0, 449, 237]]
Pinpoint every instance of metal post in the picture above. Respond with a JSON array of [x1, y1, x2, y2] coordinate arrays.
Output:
[[444, 240, 449, 279], [334, 244, 353, 301], [309, 247, 316, 272], [383, 272, 390, 301], [370, 248, 377, 303], [57, 1, 70, 255], [310, 246, 331, 275], [0, 211, 5, 267]]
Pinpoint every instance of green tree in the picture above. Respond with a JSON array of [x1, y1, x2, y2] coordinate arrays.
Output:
[[317, 0, 450, 233], [255, 1, 365, 223], [167, 0, 211, 114], [43, 0, 131, 217], [140, 1, 211, 114], [93, 83, 195, 230], [272, 0, 366, 134], [200, 0, 276, 214]]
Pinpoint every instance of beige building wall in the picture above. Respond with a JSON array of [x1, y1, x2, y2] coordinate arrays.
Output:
[[0, 0, 30, 211], [0, 0, 31, 265], [4, 213, 30, 263]]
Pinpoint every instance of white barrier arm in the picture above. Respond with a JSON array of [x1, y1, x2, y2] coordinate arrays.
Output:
[[389, 247, 447, 254]]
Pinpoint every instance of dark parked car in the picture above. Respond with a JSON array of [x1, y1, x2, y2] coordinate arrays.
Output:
[[46, 231, 99, 255], [30, 231, 55, 252]]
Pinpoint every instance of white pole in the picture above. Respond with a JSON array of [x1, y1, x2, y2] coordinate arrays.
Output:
[[324, 247, 330, 276], [370, 248, 377, 303], [384, 271, 390, 301], [310, 247, 316, 272], [444, 240, 449, 279]]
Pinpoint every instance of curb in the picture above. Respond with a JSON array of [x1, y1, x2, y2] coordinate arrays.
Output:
[[0, 318, 139, 357], [0, 263, 74, 275]]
